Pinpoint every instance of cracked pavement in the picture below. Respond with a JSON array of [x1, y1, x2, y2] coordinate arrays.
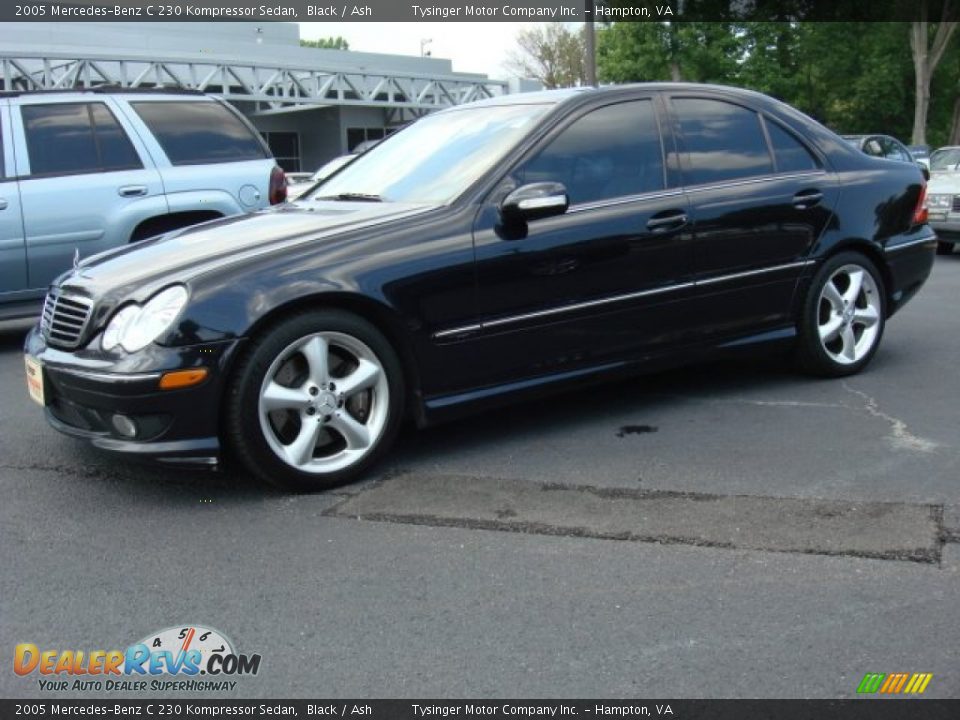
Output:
[[2, 256, 959, 698]]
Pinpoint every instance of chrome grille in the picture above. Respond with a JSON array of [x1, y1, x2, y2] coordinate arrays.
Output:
[[40, 289, 92, 349]]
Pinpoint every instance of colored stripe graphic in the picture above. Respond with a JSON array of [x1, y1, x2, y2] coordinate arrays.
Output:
[[857, 673, 886, 693], [857, 672, 932, 694]]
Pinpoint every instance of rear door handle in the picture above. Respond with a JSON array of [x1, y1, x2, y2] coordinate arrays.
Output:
[[0, 198, 7, 211], [646, 210, 688, 233], [118, 185, 148, 198], [793, 189, 823, 209]]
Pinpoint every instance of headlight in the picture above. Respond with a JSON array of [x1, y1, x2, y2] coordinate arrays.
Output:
[[101, 285, 189, 352], [927, 193, 953, 209]]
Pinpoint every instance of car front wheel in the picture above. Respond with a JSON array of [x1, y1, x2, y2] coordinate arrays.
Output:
[[225, 310, 404, 491], [796, 252, 886, 377], [937, 241, 954, 256]]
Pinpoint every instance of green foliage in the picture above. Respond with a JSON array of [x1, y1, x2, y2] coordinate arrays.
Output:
[[300, 37, 350, 51], [596, 21, 959, 145]]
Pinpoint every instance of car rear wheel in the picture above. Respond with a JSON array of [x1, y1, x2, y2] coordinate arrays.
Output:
[[796, 252, 886, 377], [937, 241, 954, 256], [225, 310, 404, 491]]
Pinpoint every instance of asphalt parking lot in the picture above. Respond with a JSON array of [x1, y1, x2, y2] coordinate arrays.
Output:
[[2, 256, 959, 699]]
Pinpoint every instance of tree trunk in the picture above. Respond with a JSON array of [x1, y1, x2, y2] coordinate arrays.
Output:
[[911, 3, 958, 146], [950, 95, 960, 144], [670, 62, 682, 81]]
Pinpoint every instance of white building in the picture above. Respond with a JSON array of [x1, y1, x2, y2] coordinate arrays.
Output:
[[0, 22, 538, 172]]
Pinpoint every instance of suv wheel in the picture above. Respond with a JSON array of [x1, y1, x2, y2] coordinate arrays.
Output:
[[796, 252, 886, 377], [225, 310, 404, 491]]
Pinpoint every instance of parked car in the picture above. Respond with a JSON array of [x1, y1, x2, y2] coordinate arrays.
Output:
[[286, 154, 357, 201], [928, 146, 960, 174], [0, 88, 286, 320], [284, 172, 314, 185], [923, 164, 960, 255], [24, 84, 935, 491], [843, 134, 915, 161], [909, 144, 931, 168]]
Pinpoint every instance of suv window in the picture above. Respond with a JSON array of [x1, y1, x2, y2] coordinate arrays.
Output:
[[673, 97, 773, 185], [514, 99, 665, 206], [132, 101, 268, 166], [765, 119, 819, 173], [22, 102, 142, 176]]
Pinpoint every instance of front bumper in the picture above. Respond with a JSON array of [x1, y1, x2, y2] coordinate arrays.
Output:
[[23, 325, 244, 465]]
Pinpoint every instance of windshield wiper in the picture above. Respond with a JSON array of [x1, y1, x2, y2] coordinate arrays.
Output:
[[315, 192, 383, 202]]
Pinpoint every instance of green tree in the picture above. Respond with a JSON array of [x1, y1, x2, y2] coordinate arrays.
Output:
[[300, 37, 350, 50], [597, 22, 739, 84], [505, 24, 586, 88]]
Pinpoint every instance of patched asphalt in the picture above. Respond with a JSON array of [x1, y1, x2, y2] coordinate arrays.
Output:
[[327, 474, 945, 563]]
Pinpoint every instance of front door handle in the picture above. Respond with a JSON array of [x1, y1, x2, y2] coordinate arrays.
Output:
[[118, 185, 148, 198], [646, 210, 688, 233], [0, 198, 7, 211], [793, 189, 823, 209]]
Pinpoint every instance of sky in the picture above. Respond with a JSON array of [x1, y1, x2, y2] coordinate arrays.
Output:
[[299, 22, 544, 80]]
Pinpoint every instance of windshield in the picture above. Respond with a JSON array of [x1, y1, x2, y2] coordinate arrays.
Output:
[[930, 148, 960, 171], [306, 103, 550, 204]]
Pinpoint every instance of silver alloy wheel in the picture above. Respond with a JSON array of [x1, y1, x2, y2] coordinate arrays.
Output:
[[816, 263, 882, 366], [257, 331, 389, 474]]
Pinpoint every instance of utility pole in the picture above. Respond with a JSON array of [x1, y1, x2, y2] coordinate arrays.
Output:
[[585, 15, 597, 87]]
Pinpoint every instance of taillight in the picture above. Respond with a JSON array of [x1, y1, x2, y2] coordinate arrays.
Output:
[[269, 166, 287, 205], [914, 181, 928, 225]]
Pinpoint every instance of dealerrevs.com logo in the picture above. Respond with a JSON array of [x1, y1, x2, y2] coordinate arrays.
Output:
[[14, 625, 261, 692]]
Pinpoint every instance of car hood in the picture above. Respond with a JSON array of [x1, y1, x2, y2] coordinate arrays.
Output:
[[61, 200, 434, 301]]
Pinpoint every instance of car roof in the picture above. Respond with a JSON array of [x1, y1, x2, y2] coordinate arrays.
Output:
[[0, 86, 206, 99]]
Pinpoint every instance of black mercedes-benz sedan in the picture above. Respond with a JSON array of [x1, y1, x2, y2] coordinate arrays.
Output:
[[24, 84, 936, 491]]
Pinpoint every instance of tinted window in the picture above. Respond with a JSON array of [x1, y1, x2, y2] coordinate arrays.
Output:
[[673, 98, 773, 185], [22, 103, 141, 176], [765, 120, 818, 173], [22, 104, 100, 175], [90, 104, 142, 171], [132, 101, 267, 165], [515, 100, 664, 205]]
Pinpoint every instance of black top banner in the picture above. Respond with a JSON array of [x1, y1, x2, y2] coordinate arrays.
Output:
[[0, 0, 955, 23], [2, 700, 960, 719]]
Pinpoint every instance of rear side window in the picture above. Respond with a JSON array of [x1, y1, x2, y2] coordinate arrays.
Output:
[[765, 120, 819, 173], [22, 102, 142, 176], [673, 97, 773, 185], [132, 101, 268, 165], [516, 99, 665, 206]]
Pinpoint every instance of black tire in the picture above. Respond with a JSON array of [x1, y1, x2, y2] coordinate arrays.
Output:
[[225, 309, 405, 492], [795, 252, 887, 377], [937, 241, 954, 256]]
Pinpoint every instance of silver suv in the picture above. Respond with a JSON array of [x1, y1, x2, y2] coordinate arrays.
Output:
[[0, 88, 286, 319]]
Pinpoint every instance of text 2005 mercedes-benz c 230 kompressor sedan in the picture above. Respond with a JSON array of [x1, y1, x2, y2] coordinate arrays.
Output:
[[25, 85, 937, 491]]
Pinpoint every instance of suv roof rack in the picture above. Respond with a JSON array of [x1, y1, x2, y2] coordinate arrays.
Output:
[[0, 86, 205, 98]]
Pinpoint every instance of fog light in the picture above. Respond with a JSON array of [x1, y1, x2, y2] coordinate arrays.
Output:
[[111, 414, 138, 438]]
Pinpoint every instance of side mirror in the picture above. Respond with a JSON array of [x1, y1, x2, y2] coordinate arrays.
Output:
[[917, 162, 930, 181], [501, 182, 569, 223]]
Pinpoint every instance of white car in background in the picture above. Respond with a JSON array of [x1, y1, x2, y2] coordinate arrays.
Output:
[[286, 154, 357, 200], [924, 146, 960, 255]]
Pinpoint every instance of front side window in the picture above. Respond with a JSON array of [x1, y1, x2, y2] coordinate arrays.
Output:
[[22, 102, 140, 176], [513, 99, 665, 206], [132, 101, 268, 166], [673, 97, 773, 185], [312, 103, 550, 204]]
